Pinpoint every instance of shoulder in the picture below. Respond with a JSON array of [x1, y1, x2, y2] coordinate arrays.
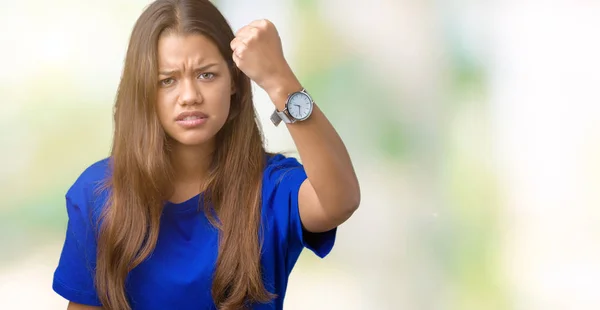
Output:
[[262, 153, 307, 206], [65, 158, 111, 223], [265, 152, 300, 167], [70, 157, 110, 187], [53, 159, 109, 306], [263, 153, 306, 187], [67, 157, 110, 198]]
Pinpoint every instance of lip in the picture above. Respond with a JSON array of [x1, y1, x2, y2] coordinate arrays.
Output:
[[176, 111, 208, 121], [175, 111, 208, 128]]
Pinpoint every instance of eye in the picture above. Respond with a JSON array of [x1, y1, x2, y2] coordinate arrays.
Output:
[[198, 72, 216, 80], [159, 78, 174, 87]]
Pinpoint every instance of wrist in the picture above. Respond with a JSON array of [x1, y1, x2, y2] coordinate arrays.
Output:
[[264, 74, 303, 111]]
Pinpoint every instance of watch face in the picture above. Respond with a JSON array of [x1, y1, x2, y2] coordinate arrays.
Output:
[[287, 92, 313, 121]]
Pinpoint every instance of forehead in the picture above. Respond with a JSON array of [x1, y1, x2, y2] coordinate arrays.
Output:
[[157, 33, 223, 67]]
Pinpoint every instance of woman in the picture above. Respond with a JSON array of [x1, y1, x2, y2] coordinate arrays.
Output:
[[52, 0, 360, 309]]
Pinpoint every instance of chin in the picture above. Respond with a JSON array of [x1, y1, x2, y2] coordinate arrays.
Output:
[[178, 136, 215, 147], [170, 131, 217, 147]]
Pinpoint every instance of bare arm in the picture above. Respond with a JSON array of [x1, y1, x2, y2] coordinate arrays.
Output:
[[267, 78, 361, 233], [230, 19, 361, 233], [67, 302, 102, 310]]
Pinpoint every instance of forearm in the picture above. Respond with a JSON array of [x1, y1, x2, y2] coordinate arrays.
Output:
[[267, 76, 361, 214]]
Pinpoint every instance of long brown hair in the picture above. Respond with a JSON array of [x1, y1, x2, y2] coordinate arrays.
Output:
[[96, 0, 272, 309]]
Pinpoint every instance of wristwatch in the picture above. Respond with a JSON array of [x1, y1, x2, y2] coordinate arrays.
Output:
[[270, 88, 314, 126]]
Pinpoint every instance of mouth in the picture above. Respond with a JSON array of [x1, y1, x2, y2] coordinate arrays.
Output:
[[176, 111, 208, 121], [175, 111, 208, 128]]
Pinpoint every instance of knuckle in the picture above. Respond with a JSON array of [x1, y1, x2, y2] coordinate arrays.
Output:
[[235, 27, 245, 37]]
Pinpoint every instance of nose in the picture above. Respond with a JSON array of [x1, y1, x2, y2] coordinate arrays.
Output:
[[179, 77, 202, 106]]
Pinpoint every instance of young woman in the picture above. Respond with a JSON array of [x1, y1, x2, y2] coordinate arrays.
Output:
[[52, 0, 360, 309]]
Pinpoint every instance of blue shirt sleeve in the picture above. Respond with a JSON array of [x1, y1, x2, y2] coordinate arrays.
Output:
[[53, 180, 103, 306], [264, 154, 336, 269]]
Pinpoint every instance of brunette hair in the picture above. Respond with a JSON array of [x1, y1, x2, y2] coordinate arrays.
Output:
[[96, 0, 271, 309]]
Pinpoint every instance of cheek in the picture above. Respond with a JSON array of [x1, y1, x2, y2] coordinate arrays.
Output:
[[208, 83, 232, 114], [221, 94, 231, 113], [221, 93, 232, 121]]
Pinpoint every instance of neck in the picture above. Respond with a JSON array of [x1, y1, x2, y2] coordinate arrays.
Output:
[[169, 139, 215, 184]]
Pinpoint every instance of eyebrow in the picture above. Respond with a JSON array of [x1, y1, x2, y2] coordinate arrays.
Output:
[[158, 63, 220, 76]]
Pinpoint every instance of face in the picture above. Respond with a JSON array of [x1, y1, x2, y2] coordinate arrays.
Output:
[[156, 33, 233, 148]]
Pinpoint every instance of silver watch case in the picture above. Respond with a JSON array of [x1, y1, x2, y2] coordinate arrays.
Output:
[[270, 88, 314, 126]]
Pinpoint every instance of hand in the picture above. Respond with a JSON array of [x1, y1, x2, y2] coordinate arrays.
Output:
[[230, 19, 298, 96]]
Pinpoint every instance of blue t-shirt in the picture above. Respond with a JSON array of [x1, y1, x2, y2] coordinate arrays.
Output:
[[53, 154, 336, 309]]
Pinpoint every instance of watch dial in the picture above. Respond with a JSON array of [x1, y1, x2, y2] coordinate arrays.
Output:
[[288, 92, 312, 120]]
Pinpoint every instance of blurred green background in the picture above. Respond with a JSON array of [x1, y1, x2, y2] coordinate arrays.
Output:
[[1, 0, 600, 309]]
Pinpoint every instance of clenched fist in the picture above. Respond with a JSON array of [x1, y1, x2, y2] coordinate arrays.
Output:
[[230, 19, 298, 97]]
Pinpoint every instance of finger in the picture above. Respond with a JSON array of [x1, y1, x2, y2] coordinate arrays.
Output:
[[235, 24, 255, 38], [236, 27, 259, 45], [235, 44, 247, 58], [232, 52, 241, 67], [230, 40, 248, 58], [230, 37, 246, 53], [230, 37, 239, 51], [249, 19, 270, 29]]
